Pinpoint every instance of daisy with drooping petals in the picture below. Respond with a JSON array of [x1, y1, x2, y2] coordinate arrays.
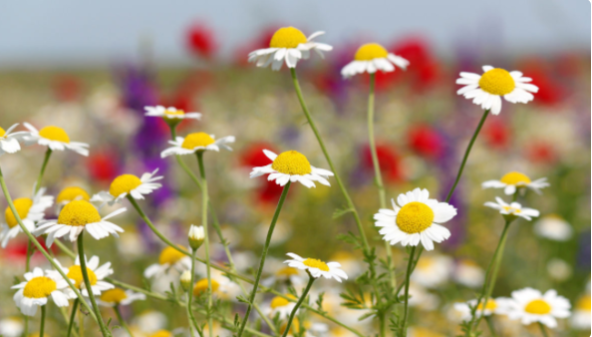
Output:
[[341, 43, 409, 78], [23, 123, 89, 156], [482, 171, 549, 195], [91, 169, 163, 206], [484, 198, 540, 221], [34, 200, 125, 246], [503, 288, 570, 328], [145, 106, 201, 120], [250, 150, 333, 188], [160, 132, 235, 158], [12, 267, 71, 316], [49, 255, 114, 297], [284, 253, 348, 282], [0, 124, 27, 156], [55, 186, 90, 214], [456, 65, 539, 115], [265, 294, 297, 319], [1, 188, 54, 248], [374, 188, 457, 251], [454, 297, 512, 321], [248, 27, 332, 70], [144, 246, 191, 279], [97, 288, 146, 307]]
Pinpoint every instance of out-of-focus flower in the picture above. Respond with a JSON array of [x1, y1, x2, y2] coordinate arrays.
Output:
[[161, 132, 235, 157], [188, 225, 205, 251], [407, 283, 439, 311], [0, 124, 26, 156], [97, 288, 146, 307], [482, 172, 549, 195], [502, 288, 570, 328], [387, 36, 439, 92], [185, 23, 217, 59], [483, 118, 511, 150], [248, 27, 332, 70], [411, 254, 453, 288], [51, 255, 114, 297], [55, 186, 90, 214], [453, 259, 485, 288], [250, 150, 333, 188], [263, 264, 306, 288], [0, 317, 24, 337], [264, 294, 297, 319], [361, 143, 402, 183], [546, 259, 572, 282], [91, 169, 163, 206], [192, 272, 240, 301], [534, 214, 573, 241], [1, 188, 53, 248], [180, 270, 192, 292], [23, 123, 89, 156], [284, 253, 348, 282], [456, 66, 539, 115], [240, 143, 287, 204], [454, 297, 512, 321], [330, 251, 364, 278], [525, 141, 557, 165], [374, 188, 456, 251], [144, 106, 201, 121], [521, 63, 564, 107], [132, 311, 167, 335], [144, 246, 191, 279], [34, 200, 125, 246], [86, 149, 120, 184], [407, 327, 444, 337], [571, 294, 591, 329], [341, 43, 408, 78], [407, 124, 445, 159], [12, 267, 71, 316], [256, 220, 291, 246], [484, 198, 540, 221]]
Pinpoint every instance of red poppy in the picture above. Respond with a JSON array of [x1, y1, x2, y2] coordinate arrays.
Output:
[[407, 124, 444, 159], [361, 143, 402, 183], [186, 23, 217, 59], [86, 150, 120, 184], [520, 62, 564, 107], [240, 142, 289, 204]]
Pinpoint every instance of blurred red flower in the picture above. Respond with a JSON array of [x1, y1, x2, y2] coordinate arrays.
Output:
[[407, 124, 444, 159], [234, 26, 277, 66], [54, 75, 82, 102], [186, 23, 217, 59], [483, 118, 511, 150], [87, 150, 120, 184], [521, 63, 564, 107], [526, 141, 557, 164], [240, 142, 288, 204], [361, 143, 402, 183]]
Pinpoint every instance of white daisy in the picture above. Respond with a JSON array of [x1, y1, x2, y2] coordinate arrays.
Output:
[[49, 255, 114, 297], [192, 272, 241, 301], [98, 288, 146, 307], [484, 197, 540, 221], [144, 246, 191, 279], [533, 214, 573, 241], [454, 297, 513, 321], [34, 200, 125, 246], [482, 171, 549, 195], [453, 259, 485, 288], [12, 267, 71, 316], [265, 294, 297, 319], [160, 132, 235, 158], [374, 188, 457, 251], [0, 124, 27, 156], [341, 43, 409, 78], [250, 149, 333, 188], [91, 169, 163, 206], [0, 317, 24, 337], [503, 288, 570, 328], [410, 254, 453, 289], [23, 123, 89, 156], [1, 187, 54, 248], [571, 294, 591, 330], [144, 106, 201, 120], [456, 66, 539, 115], [248, 27, 332, 70], [284, 253, 348, 283]]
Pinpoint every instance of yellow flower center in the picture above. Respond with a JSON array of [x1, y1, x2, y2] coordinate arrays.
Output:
[[109, 174, 142, 197], [158, 246, 186, 265], [38, 126, 70, 143], [500, 172, 531, 185], [524, 299, 552, 315], [576, 296, 591, 311], [478, 68, 516, 96], [477, 299, 497, 311], [5, 198, 33, 229], [193, 278, 220, 296], [271, 151, 312, 175], [276, 267, 299, 277], [396, 202, 434, 234], [150, 330, 172, 337], [57, 187, 90, 204], [502, 206, 521, 214], [354, 43, 389, 61], [303, 258, 329, 272], [269, 27, 308, 49], [164, 109, 185, 117], [57, 200, 101, 227], [181, 132, 215, 150], [0, 126, 5, 138], [99, 288, 128, 303], [67, 265, 98, 288], [23, 276, 57, 298], [270, 294, 296, 309]]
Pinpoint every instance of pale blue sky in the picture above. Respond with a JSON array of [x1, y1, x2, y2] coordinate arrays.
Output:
[[0, 0, 589, 68]]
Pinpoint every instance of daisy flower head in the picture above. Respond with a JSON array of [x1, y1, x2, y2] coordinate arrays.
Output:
[[248, 27, 332, 70], [1, 188, 54, 248], [91, 169, 163, 206], [160, 132, 235, 158], [144, 105, 201, 121], [284, 253, 348, 282], [12, 267, 71, 316], [250, 149, 333, 188], [144, 246, 190, 279], [34, 200, 125, 246], [0, 124, 27, 156], [456, 65, 539, 115], [341, 43, 409, 78], [410, 254, 453, 289], [49, 255, 114, 297], [265, 294, 297, 319], [97, 288, 146, 307], [534, 214, 573, 242], [484, 197, 540, 221], [192, 272, 240, 301], [374, 188, 457, 251], [454, 297, 512, 321], [482, 171, 549, 195], [504, 288, 570, 328], [0, 317, 24, 337], [23, 123, 89, 156], [571, 294, 591, 329], [55, 186, 90, 214]]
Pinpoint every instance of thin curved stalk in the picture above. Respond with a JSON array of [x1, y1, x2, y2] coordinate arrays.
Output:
[[399, 247, 416, 337], [66, 299, 79, 337], [186, 249, 201, 336], [538, 322, 549, 337], [39, 305, 46, 337], [281, 275, 315, 337], [113, 305, 134, 337], [485, 316, 498, 337]]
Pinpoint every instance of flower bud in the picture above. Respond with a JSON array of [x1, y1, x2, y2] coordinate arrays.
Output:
[[188, 225, 205, 251], [180, 270, 192, 292]]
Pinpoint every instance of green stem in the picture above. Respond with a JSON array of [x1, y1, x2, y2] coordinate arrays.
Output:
[[485, 316, 498, 337], [236, 182, 291, 337], [35, 148, 53, 193], [281, 275, 315, 337], [169, 125, 202, 188], [66, 299, 79, 337], [77, 234, 111, 337], [400, 247, 416, 337], [538, 322, 549, 337], [39, 305, 46, 337], [187, 249, 201, 337], [113, 305, 134, 337]]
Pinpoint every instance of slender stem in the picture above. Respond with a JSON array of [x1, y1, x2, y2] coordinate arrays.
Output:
[[400, 247, 416, 337], [538, 322, 549, 337], [35, 149, 53, 193], [39, 305, 46, 337], [236, 182, 291, 337], [77, 235, 110, 337], [113, 306, 134, 337], [485, 316, 498, 337], [67, 299, 79, 337], [169, 125, 202, 188], [281, 275, 315, 337], [187, 249, 200, 336]]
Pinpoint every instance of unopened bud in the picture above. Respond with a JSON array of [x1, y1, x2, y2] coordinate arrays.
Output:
[[188, 225, 205, 251], [180, 270, 192, 292]]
